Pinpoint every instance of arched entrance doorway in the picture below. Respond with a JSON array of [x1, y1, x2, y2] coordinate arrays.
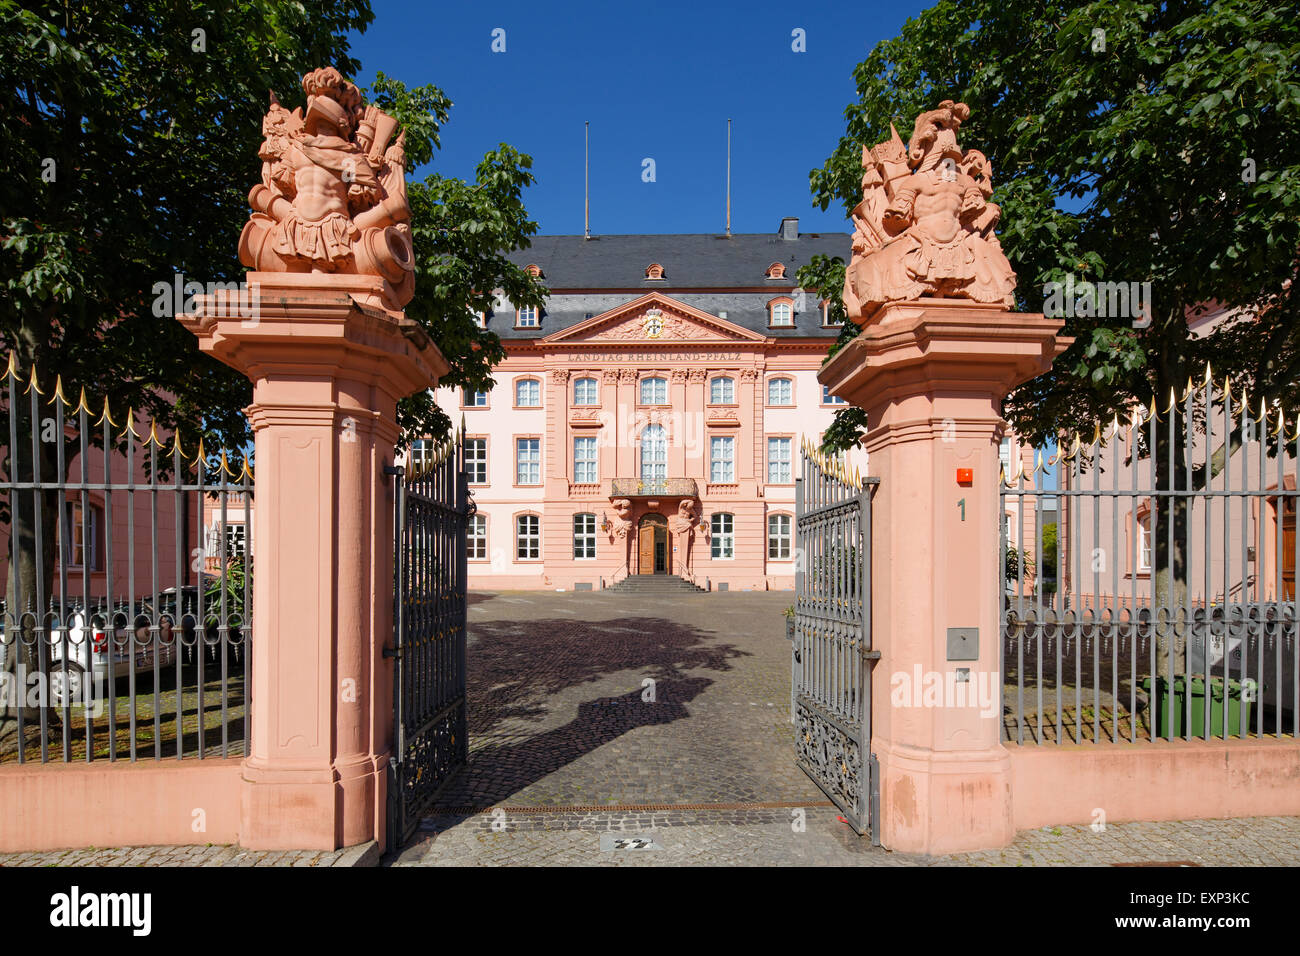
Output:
[[637, 512, 669, 574]]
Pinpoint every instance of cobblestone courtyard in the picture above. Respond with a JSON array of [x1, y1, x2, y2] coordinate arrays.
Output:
[[394, 590, 1300, 867]]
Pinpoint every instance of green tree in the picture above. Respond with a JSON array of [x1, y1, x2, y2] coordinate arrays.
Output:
[[0, 2, 544, 723], [801, 0, 1300, 671]]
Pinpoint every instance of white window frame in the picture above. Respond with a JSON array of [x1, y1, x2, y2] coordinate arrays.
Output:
[[770, 302, 794, 327], [711, 512, 734, 559], [574, 436, 598, 484], [515, 378, 541, 407], [515, 514, 540, 560], [767, 377, 792, 406], [573, 513, 597, 560], [468, 514, 488, 560], [640, 425, 667, 485], [767, 437, 792, 484], [710, 435, 735, 483], [640, 376, 668, 405], [822, 384, 846, 405], [573, 376, 599, 405], [710, 376, 735, 405], [516, 438, 541, 485], [1138, 512, 1153, 573], [465, 389, 489, 407], [768, 514, 792, 560], [517, 305, 539, 328], [465, 438, 488, 484]]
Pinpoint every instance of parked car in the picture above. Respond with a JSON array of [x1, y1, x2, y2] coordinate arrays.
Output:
[[47, 604, 177, 709]]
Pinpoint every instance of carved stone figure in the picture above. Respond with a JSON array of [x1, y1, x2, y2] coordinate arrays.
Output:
[[610, 498, 633, 538], [843, 101, 1016, 322], [239, 68, 415, 310], [668, 497, 698, 535]]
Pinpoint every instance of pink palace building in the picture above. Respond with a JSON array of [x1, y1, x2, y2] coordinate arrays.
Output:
[[429, 218, 869, 592]]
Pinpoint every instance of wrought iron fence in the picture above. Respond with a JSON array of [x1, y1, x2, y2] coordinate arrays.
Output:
[[388, 430, 470, 846], [0, 358, 251, 763], [1001, 366, 1299, 744], [793, 438, 879, 841]]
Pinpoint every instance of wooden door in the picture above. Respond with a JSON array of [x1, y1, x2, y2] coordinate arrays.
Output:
[[638, 522, 655, 574]]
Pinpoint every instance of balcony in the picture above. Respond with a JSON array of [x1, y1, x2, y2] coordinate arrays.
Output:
[[610, 477, 698, 499]]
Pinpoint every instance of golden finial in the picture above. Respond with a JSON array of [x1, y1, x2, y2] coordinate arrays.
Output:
[[5, 352, 18, 381], [24, 365, 43, 397], [50, 375, 70, 408], [241, 454, 254, 483], [147, 419, 166, 448], [73, 386, 92, 417], [170, 430, 184, 460], [193, 435, 206, 465], [94, 395, 117, 429], [120, 407, 140, 440]]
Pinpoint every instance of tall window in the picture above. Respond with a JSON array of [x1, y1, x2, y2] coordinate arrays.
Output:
[[65, 502, 104, 570], [574, 436, 598, 483], [711, 513, 734, 559], [767, 377, 792, 405], [770, 302, 793, 327], [409, 438, 436, 471], [464, 389, 489, 407], [821, 384, 846, 405], [466, 438, 488, 484], [516, 514, 540, 559], [768, 514, 792, 559], [224, 523, 248, 561], [999, 437, 1012, 476], [710, 376, 735, 404], [515, 378, 541, 407], [573, 376, 599, 405], [1138, 512, 1153, 572], [640, 376, 668, 405], [710, 435, 735, 483], [640, 425, 667, 486], [573, 513, 597, 559], [517, 305, 539, 328], [468, 514, 488, 560], [516, 438, 541, 485], [767, 437, 792, 484]]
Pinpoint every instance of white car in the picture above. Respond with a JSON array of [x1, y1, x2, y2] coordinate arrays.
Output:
[[46, 607, 177, 709]]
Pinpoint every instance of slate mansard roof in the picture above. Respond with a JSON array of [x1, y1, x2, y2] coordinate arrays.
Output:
[[495, 221, 852, 340]]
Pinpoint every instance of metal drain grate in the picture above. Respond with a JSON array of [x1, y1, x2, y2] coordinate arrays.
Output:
[[427, 800, 835, 815]]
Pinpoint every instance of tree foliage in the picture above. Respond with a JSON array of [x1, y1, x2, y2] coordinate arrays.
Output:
[[800, 0, 1300, 452]]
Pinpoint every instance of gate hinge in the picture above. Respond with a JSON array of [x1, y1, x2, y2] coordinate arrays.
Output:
[[383, 645, 402, 659], [861, 649, 881, 660]]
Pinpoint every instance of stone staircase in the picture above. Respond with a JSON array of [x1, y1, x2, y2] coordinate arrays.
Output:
[[604, 574, 707, 594]]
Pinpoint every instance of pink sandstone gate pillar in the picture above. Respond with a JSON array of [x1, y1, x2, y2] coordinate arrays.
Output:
[[818, 101, 1068, 855], [185, 275, 447, 850], [180, 69, 449, 850]]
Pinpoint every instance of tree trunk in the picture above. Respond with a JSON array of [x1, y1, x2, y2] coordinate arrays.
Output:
[[1152, 356, 1190, 680]]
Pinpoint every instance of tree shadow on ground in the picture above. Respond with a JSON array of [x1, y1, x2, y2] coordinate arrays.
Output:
[[435, 615, 747, 807]]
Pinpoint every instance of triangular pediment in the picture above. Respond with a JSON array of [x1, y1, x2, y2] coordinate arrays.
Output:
[[541, 293, 766, 344]]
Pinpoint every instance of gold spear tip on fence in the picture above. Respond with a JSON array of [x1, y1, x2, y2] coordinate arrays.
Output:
[[1205, 363, 1213, 386], [23, 364, 42, 397], [147, 419, 166, 448], [94, 394, 116, 429], [121, 406, 140, 440], [170, 430, 184, 460], [240, 453, 254, 482], [49, 374, 71, 408]]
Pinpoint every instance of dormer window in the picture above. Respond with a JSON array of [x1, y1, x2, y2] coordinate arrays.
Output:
[[765, 262, 787, 280], [525, 263, 544, 279], [517, 305, 539, 328], [821, 299, 840, 326], [768, 297, 794, 328], [645, 263, 665, 280]]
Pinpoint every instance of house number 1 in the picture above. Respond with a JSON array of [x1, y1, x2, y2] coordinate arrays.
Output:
[[958, 498, 965, 521]]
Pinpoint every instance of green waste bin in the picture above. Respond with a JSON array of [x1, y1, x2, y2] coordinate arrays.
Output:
[[1140, 676, 1254, 738]]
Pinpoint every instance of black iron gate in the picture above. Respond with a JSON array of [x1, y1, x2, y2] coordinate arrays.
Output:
[[386, 432, 471, 848], [792, 441, 880, 842]]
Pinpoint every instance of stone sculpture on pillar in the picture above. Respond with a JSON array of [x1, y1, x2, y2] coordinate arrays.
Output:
[[820, 102, 1069, 856], [239, 67, 415, 311], [843, 100, 1016, 322], [181, 70, 448, 852]]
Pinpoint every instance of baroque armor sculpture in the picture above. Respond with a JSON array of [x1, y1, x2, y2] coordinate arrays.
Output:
[[843, 101, 1016, 323], [239, 68, 415, 310]]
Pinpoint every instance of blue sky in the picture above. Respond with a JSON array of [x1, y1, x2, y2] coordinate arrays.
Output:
[[348, 0, 928, 237]]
